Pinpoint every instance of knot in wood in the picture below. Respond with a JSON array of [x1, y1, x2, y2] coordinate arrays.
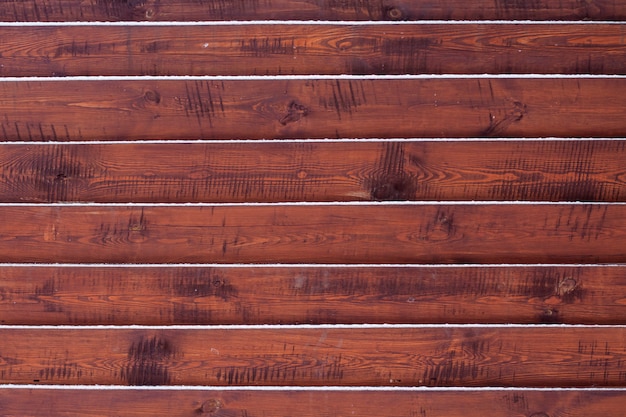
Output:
[[385, 7, 404, 20], [557, 278, 577, 295], [279, 101, 309, 125], [144, 90, 161, 104], [201, 399, 223, 414]]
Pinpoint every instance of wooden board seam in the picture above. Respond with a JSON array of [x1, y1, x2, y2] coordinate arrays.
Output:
[[1, 263, 623, 267], [5, 201, 626, 206], [2, 138, 626, 144], [3, 20, 626, 26], [2, 385, 626, 391], [2, 324, 625, 329], [3, 74, 626, 81]]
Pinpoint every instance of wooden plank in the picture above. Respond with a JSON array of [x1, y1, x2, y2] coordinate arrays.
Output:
[[2, 24, 626, 76], [0, 204, 623, 264], [2, 141, 625, 203], [1, 265, 624, 325], [1, 79, 625, 140], [1, 389, 625, 417], [0, 327, 624, 386], [1, 0, 625, 21]]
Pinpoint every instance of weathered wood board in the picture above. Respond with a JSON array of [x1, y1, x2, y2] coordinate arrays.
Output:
[[1, 265, 624, 325], [2, 140, 625, 203], [1, 327, 625, 386], [1, 78, 625, 140], [1, 24, 625, 76], [0, 204, 624, 263]]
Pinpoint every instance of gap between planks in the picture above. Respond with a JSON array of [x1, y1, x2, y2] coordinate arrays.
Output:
[[1, 202, 625, 206], [2, 20, 626, 26], [2, 385, 626, 391], [2, 138, 626, 145], [2, 324, 625, 329], [2, 75, 626, 81], [0, 263, 623, 267]]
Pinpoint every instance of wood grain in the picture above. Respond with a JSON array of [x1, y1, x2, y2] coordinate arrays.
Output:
[[1, 327, 625, 386], [1, 389, 625, 416], [1, 78, 625, 140], [2, 24, 625, 76], [1, 0, 624, 21], [2, 141, 625, 203], [1, 265, 624, 325], [0, 204, 623, 264]]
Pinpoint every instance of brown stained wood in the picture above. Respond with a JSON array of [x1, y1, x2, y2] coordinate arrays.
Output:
[[1, 327, 625, 386], [1, 0, 625, 21], [2, 24, 626, 76], [1, 389, 625, 417], [1, 265, 625, 325], [0, 204, 624, 264], [1, 79, 626, 140], [2, 141, 626, 203]]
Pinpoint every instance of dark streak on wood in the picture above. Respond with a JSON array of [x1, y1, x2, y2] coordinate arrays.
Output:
[[369, 142, 417, 200], [122, 335, 176, 385]]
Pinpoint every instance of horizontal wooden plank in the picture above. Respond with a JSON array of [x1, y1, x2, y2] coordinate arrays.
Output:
[[1, 0, 625, 21], [1, 389, 625, 416], [0, 204, 624, 263], [1, 265, 625, 325], [2, 141, 625, 203], [1, 327, 625, 386], [1, 79, 625, 140], [2, 24, 625, 76]]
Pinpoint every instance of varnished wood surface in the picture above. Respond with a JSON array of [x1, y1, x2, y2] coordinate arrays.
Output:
[[2, 141, 625, 203], [1, 0, 625, 21], [1, 265, 624, 325], [2, 24, 625, 76], [3, 0, 626, 404], [1, 78, 626, 140], [1, 389, 625, 416], [1, 327, 625, 386], [0, 204, 624, 264]]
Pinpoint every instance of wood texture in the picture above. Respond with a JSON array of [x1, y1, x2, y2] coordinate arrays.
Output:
[[1, 0, 625, 21], [1, 265, 625, 325], [1, 389, 625, 416], [2, 24, 625, 76], [2, 140, 626, 203], [1, 79, 626, 140], [0, 204, 624, 264], [1, 327, 625, 386]]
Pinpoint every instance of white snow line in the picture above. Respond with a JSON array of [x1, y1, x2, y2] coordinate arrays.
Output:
[[1, 324, 624, 330], [0, 201, 624, 207], [1, 137, 625, 145], [0, 263, 622, 268], [1, 385, 625, 391], [1, 74, 625, 81], [1, 20, 625, 27]]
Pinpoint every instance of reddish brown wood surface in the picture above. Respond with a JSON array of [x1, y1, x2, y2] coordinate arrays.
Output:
[[2, 24, 625, 76], [1, 265, 624, 325], [1, 79, 625, 140], [0, 204, 624, 264], [1, 0, 624, 21], [2, 141, 625, 203], [1, 389, 625, 416], [1, 327, 625, 386]]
